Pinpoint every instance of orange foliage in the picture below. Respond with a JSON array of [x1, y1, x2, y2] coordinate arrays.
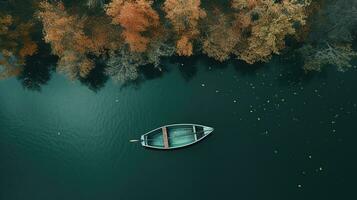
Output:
[[176, 36, 193, 56], [105, 0, 125, 22], [37, 1, 92, 55], [79, 58, 95, 78], [163, 0, 206, 56], [37, 1, 93, 78], [202, 12, 241, 61], [86, 17, 123, 55], [17, 23, 38, 58], [105, 0, 159, 52], [0, 14, 37, 79]]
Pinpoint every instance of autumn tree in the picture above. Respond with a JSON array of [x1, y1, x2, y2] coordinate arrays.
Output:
[[105, 30, 175, 82], [105, 48, 144, 82], [104, 0, 175, 82], [232, 0, 309, 64], [0, 14, 37, 79], [202, 9, 241, 62], [37, 1, 122, 79], [84, 16, 123, 55], [105, 0, 160, 53], [37, 1, 92, 79], [163, 0, 206, 56]]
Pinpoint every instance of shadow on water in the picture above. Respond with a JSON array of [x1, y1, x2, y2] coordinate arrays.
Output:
[[276, 52, 328, 86], [117, 54, 269, 90], [17, 43, 57, 92], [231, 59, 267, 77], [168, 55, 200, 81], [168, 54, 230, 81], [139, 63, 167, 80], [79, 59, 109, 92], [119, 64, 167, 90]]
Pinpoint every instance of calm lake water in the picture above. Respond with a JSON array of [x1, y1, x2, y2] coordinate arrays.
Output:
[[1, 58, 357, 200]]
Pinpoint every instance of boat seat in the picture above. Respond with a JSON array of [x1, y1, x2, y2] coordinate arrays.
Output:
[[193, 126, 198, 140], [162, 127, 169, 149]]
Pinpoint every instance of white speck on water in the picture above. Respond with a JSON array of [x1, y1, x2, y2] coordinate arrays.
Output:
[[181, 63, 184, 66], [274, 150, 278, 154], [115, 99, 119, 102], [308, 155, 312, 159], [233, 100, 237, 103], [298, 184, 302, 188], [257, 117, 261, 121], [319, 167, 323, 171], [57, 132, 61, 135], [215, 90, 219, 93], [201, 83, 205, 87]]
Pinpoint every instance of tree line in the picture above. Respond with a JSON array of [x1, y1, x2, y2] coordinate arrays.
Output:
[[1, 0, 356, 82]]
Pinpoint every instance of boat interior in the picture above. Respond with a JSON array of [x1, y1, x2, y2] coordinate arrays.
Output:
[[143, 125, 210, 149]]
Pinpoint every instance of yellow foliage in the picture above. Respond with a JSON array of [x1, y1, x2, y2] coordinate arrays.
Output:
[[203, 13, 241, 62], [233, 0, 309, 64], [163, 0, 206, 56]]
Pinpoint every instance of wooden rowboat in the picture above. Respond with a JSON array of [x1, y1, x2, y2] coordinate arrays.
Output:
[[139, 124, 213, 150]]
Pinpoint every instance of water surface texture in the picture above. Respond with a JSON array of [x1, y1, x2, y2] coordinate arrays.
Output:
[[1, 59, 357, 200]]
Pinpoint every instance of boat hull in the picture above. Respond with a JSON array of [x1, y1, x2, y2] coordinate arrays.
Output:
[[140, 124, 213, 150]]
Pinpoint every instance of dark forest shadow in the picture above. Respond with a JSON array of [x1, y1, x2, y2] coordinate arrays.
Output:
[[276, 52, 328, 86], [119, 63, 167, 90], [139, 63, 167, 80], [231, 59, 267, 77], [17, 44, 57, 91], [168, 54, 231, 81], [79, 60, 109, 92], [202, 56, 230, 71], [169, 55, 200, 81], [118, 54, 266, 90]]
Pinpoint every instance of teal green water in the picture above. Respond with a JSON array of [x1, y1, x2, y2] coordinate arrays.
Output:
[[1, 58, 357, 199]]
